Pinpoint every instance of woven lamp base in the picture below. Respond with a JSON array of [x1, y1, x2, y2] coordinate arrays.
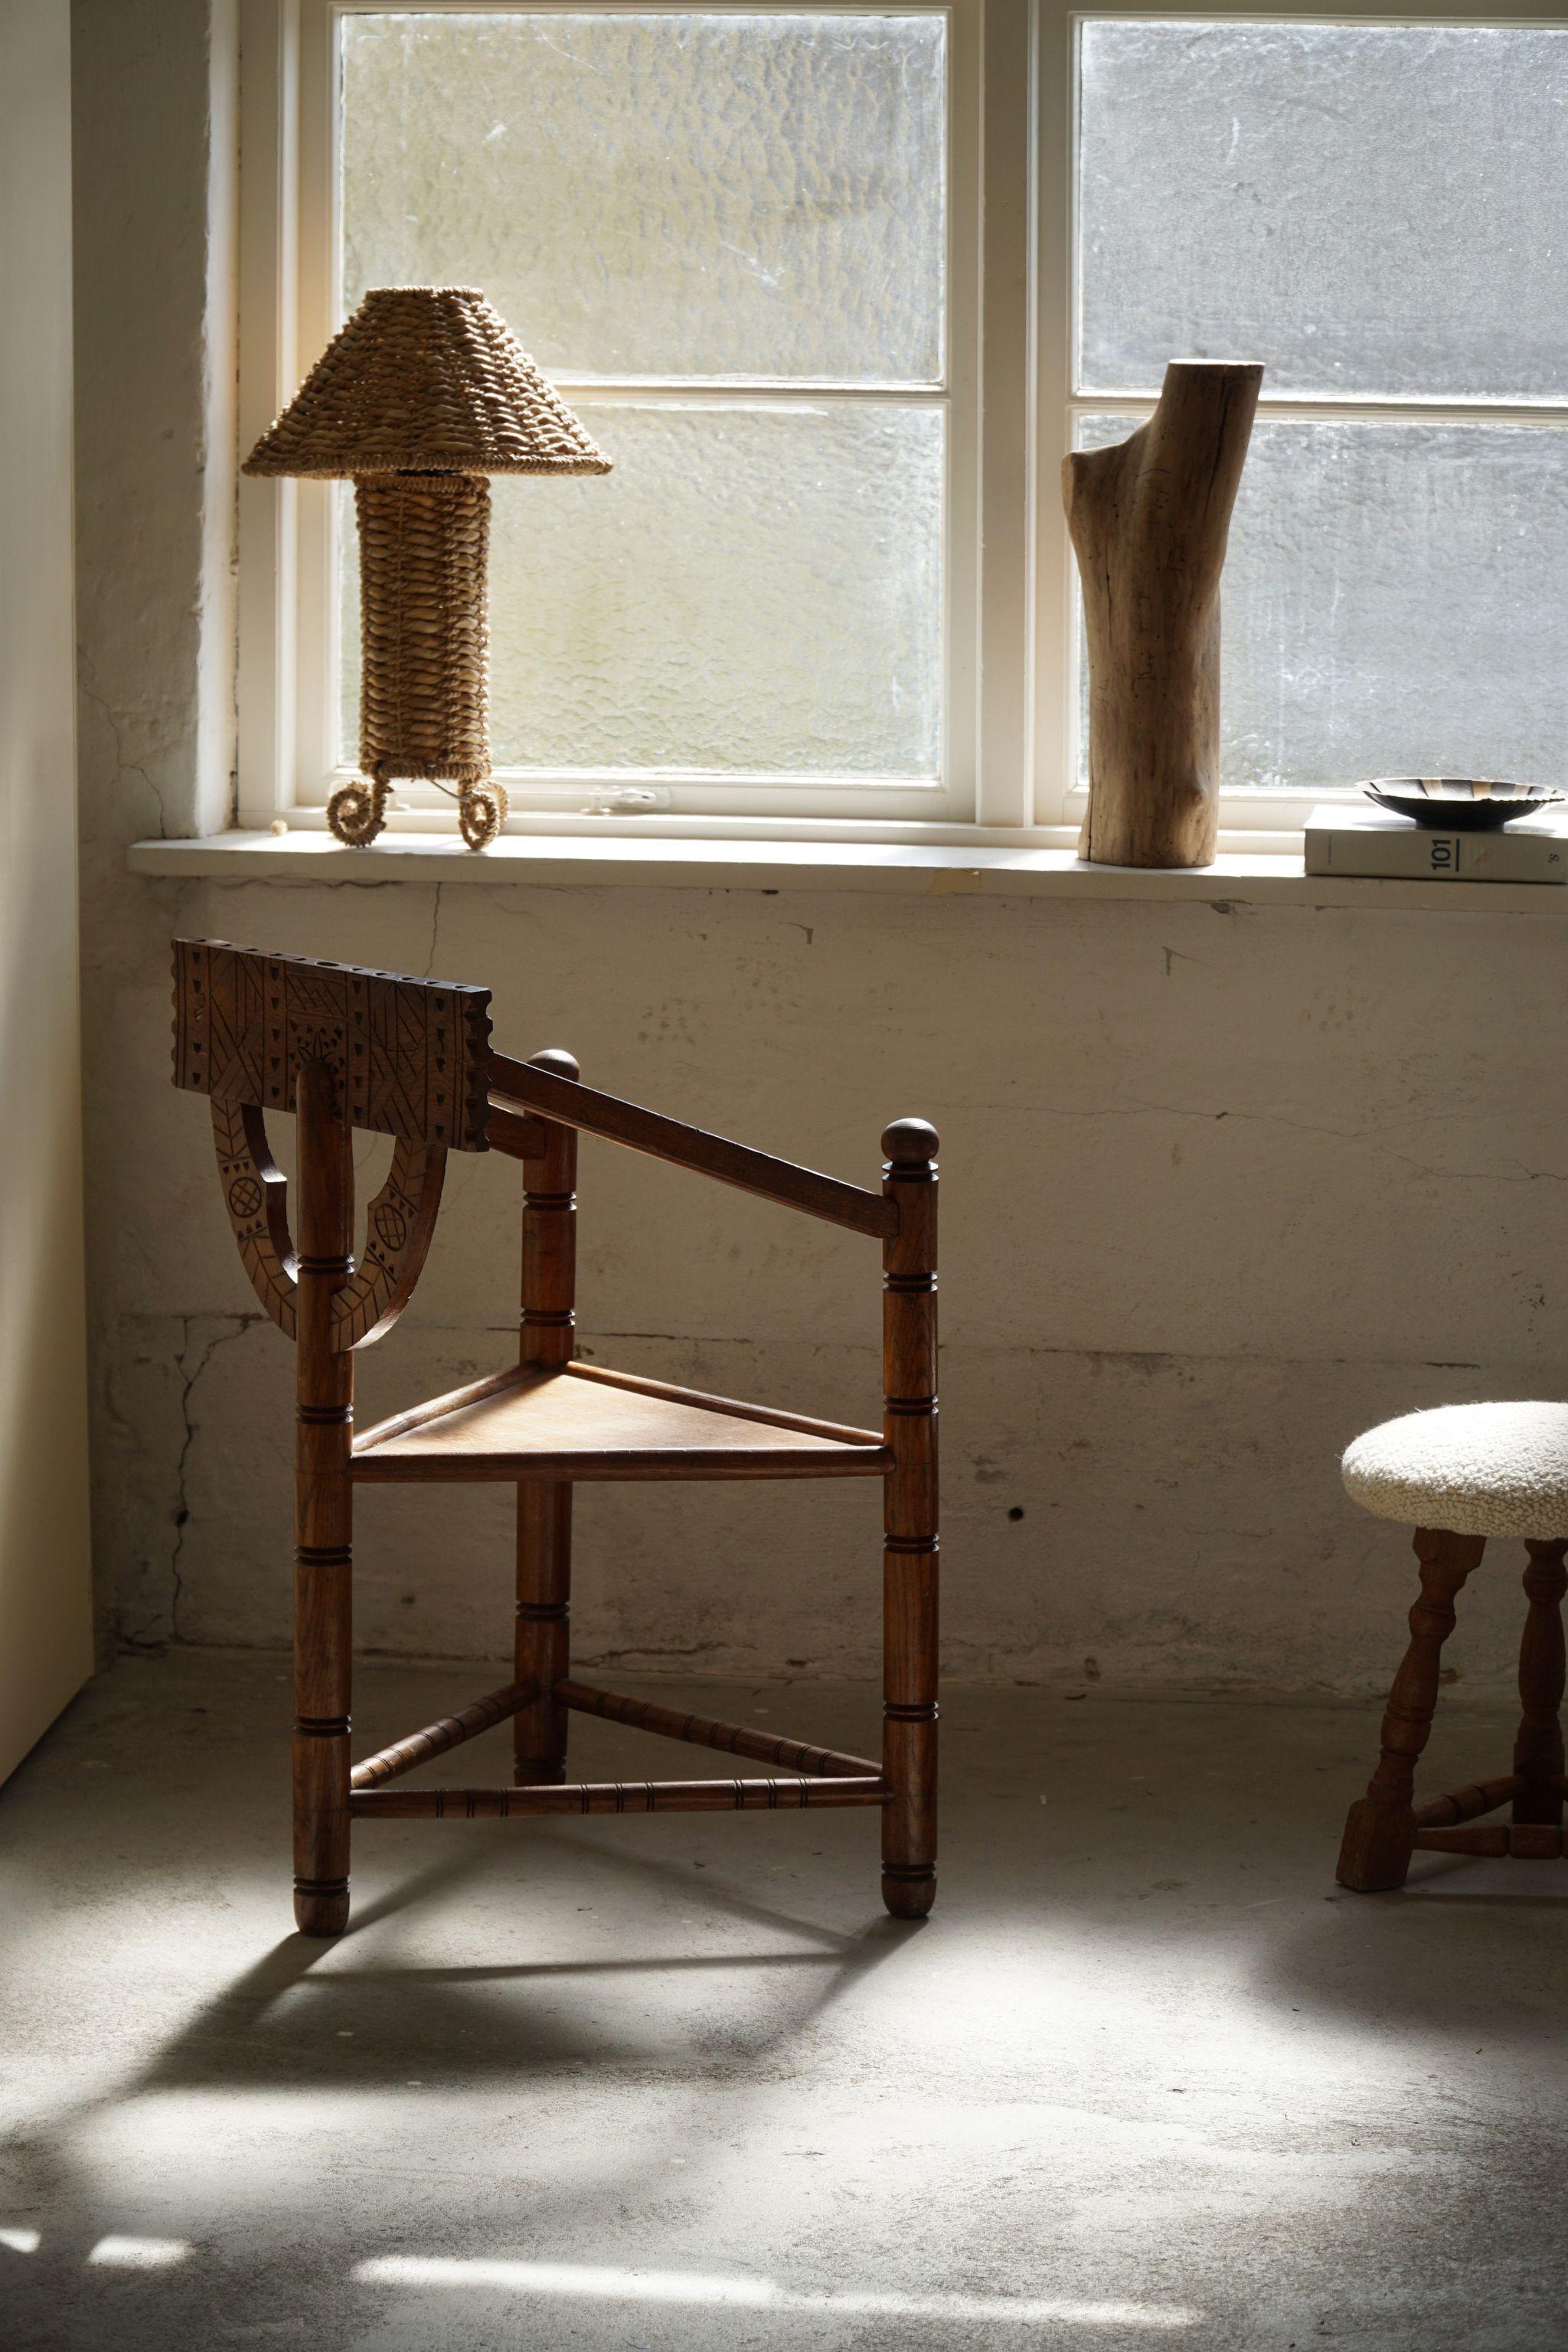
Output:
[[330, 472, 506, 851]]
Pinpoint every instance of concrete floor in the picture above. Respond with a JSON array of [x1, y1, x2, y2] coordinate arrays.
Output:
[[2, 1656, 1567, 2350]]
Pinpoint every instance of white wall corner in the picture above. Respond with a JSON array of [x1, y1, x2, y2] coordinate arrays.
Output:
[[71, 0, 240, 850]]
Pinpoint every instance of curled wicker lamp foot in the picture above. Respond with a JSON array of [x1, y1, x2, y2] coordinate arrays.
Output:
[[328, 777, 390, 848], [458, 783, 506, 851]]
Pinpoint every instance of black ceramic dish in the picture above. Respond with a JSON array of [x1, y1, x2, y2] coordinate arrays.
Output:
[[1362, 777, 1565, 831]]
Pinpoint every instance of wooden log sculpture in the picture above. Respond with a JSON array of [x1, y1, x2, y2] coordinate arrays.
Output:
[[1065, 359, 1263, 869]]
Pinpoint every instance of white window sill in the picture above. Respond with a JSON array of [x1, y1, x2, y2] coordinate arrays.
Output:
[[127, 828, 1568, 913]]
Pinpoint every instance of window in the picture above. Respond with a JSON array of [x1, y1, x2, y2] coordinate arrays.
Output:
[[240, 5, 1568, 842], [240, 0, 1023, 834], [1051, 11, 1568, 835]]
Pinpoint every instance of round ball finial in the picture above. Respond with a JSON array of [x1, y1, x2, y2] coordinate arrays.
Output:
[[882, 1116, 939, 1168], [528, 1047, 580, 1082]]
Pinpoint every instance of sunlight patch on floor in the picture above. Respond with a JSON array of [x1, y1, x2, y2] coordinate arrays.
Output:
[[353, 2253, 1202, 2327], [84, 2236, 191, 2269]]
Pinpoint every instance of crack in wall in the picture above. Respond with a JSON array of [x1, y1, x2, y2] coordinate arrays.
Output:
[[421, 880, 444, 978], [165, 1314, 261, 1642], [80, 678, 169, 838]]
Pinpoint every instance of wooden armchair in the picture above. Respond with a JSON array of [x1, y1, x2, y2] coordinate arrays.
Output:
[[173, 940, 939, 1936]]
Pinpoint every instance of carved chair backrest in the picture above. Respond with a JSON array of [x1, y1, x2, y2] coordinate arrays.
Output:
[[175, 938, 923, 1367], [173, 939, 492, 1350], [173, 938, 492, 1145]]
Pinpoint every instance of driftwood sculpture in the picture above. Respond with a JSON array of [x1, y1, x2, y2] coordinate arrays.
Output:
[[1065, 359, 1263, 868]]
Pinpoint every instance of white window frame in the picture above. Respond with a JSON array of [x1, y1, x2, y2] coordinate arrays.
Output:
[[237, 0, 1037, 839], [1037, 0, 1568, 841], [240, 0, 1564, 847]]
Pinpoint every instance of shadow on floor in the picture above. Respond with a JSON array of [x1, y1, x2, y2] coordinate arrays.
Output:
[[9, 1656, 1568, 2350], [143, 1834, 915, 2091]]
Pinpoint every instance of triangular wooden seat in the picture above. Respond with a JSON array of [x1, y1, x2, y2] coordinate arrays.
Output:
[[353, 1361, 893, 1483]]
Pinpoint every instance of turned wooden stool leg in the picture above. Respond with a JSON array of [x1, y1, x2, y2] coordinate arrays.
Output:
[[1512, 1539, 1568, 1826], [293, 1060, 354, 1936], [514, 1052, 578, 1785], [880, 1119, 939, 1920], [1337, 1525, 1483, 1893]]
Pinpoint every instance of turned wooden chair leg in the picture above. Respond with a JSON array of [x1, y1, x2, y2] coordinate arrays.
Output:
[[514, 1052, 578, 1785], [1512, 1539, 1568, 1826], [1338, 1525, 1484, 1893], [293, 1060, 354, 1937], [880, 1120, 939, 1919], [516, 1484, 572, 1783]]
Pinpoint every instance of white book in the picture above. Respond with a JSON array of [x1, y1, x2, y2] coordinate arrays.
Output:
[[1304, 802, 1568, 884]]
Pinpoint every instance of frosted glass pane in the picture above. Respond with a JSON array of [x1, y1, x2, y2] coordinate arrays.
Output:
[[1074, 415, 1568, 792], [1078, 23, 1568, 401], [341, 403, 944, 778], [341, 11, 946, 384]]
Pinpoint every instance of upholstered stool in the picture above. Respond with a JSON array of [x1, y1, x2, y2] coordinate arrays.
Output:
[[1337, 1401, 1568, 1891]]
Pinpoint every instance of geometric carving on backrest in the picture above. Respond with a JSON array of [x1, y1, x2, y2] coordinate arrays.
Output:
[[209, 1096, 449, 1351], [173, 937, 492, 1152], [332, 1138, 448, 1350]]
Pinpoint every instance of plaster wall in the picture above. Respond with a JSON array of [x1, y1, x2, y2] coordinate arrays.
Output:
[[0, 0, 94, 1775], [71, 0, 1568, 1696], [108, 871, 1568, 1695]]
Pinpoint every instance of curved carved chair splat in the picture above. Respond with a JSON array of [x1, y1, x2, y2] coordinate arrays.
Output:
[[214, 1097, 298, 1340], [335, 1136, 446, 1349], [175, 937, 494, 1937], [211, 1099, 448, 1350]]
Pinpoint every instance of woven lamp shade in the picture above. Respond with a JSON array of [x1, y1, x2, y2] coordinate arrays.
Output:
[[244, 286, 612, 479], [244, 287, 612, 848]]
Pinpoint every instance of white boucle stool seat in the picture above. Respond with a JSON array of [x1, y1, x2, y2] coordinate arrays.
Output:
[[1343, 1401, 1568, 1540]]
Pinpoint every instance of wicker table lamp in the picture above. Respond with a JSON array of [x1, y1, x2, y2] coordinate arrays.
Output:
[[244, 286, 612, 850]]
